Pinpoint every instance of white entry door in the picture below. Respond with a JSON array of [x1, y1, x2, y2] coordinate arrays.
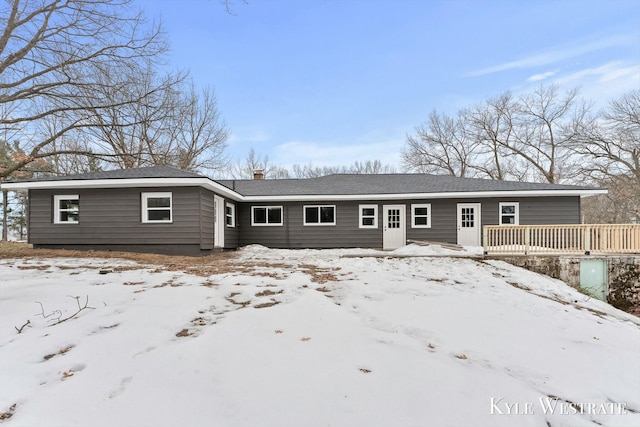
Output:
[[383, 205, 406, 250], [214, 195, 225, 248], [457, 203, 481, 246]]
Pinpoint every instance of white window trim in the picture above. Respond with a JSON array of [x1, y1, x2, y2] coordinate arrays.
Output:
[[303, 205, 336, 226], [225, 202, 236, 228], [359, 204, 378, 229], [411, 203, 431, 228], [251, 206, 283, 226], [141, 192, 173, 224], [53, 195, 79, 224], [499, 202, 520, 225]]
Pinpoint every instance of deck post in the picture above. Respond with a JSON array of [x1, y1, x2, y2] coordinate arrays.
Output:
[[584, 225, 591, 255], [483, 226, 488, 255]]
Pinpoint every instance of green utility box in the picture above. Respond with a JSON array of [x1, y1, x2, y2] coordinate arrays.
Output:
[[580, 259, 608, 301]]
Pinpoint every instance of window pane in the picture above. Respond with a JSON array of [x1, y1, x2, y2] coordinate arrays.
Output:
[[147, 197, 170, 208], [305, 207, 318, 223], [501, 216, 515, 225], [388, 209, 400, 228], [320, 206, 334, 223], [148, 210, 171, 221], [362, 217, 375, 226], [59, 199, 79, 210], [362, 208, 375, 216], [226, 206, 232, 216], [502, 205, 515, 214], [414, 217, 428, 226], [61, 212, 79, 222], [414, 207, 429, 216], [253, 208, 266, 224], [268, 207, 282, 224]]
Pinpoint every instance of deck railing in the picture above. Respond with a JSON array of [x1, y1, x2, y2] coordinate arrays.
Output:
[[483, 224, 640, 255]]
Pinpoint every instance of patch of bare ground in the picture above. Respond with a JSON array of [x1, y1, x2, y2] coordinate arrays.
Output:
[[43, 345, 74, 361], [254, 301, 280, 309], [299, 264, 340, 283], [0, 244, 242, 275], [0, 245, 344, 293], [0, 403, 16, 421], [255, 289, 283, 297]]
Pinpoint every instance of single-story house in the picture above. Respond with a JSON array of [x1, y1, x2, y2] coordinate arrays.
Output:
[[1, 166, 606, 255]]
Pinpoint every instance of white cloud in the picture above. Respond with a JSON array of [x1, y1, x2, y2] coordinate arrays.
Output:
[[469, 34, 630, 76], [527, 71, 555, 82], [227, 130, 269, 145], [555, 61, 640, 102], [517, 61, 640, 108]]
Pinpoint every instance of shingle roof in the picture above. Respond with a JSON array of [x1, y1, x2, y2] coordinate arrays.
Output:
[[21, 165, 205, 182], [216, 174, 601, 196], [4, 166, 604, 197]]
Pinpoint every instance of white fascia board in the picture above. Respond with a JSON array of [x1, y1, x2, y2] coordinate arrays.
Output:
[[240, 188, 607, 202], [1, 178, 244, 201], [1, 179, 606, 201]]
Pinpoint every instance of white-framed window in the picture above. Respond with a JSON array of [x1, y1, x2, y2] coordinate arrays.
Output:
[[225, 202, 235, 227], [359, 204, 378, 229], [53, 195, 79, 224], [304, 205, 336, 226], [411, 204, 431, 228], [499, 202, 519, 225], [142, 192, 172, 223], [251, 206, 283, 226]]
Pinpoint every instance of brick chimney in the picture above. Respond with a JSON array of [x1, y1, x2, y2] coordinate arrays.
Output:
[[253, 169, 264, 180]]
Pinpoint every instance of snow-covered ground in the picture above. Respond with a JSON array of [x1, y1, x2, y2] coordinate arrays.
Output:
[[1, 245, 639, 427]]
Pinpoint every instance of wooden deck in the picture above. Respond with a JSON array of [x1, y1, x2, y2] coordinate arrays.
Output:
[[483, 224, 640, 255]]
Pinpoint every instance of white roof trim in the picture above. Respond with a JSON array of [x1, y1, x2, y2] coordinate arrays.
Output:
[[241, 189, 607, 202], [1, 178, 606, 201], [1, 177, 244, 201]]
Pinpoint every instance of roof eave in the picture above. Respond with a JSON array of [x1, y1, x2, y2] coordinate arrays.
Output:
[[0, 177, 244, 201], [1, 179, 606, 201], [240, 188, 608, 202]]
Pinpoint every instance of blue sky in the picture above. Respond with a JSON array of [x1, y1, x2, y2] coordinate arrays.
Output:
[[136, 0, 640, 170]]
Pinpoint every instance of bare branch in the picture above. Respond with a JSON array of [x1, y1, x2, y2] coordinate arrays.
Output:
[[34, 296, 95, 326], [14, 319, 30, 334], [0, 0, 171, 180]]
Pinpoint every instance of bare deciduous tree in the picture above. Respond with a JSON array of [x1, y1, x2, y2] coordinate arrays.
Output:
[[349, 160, 396, 174], [290, 160, 397, 178], [402, 110, 479, 177], [0, 0, 169, 180], [466, 92, 525, 180], [510, 85, 588, 183], [232, 149, 397, 179], [76, 63, 230, 173], [75, 61, 185, 169], [230, 148, 289, 179], [403, 85, 590, 183], [575, 90, 640, 223], [170, 84, 230, 173]]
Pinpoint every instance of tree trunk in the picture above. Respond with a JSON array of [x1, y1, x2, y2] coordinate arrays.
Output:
[[2, 188, 8, 241]]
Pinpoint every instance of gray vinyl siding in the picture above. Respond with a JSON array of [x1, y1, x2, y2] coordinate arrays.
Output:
[[29, 187, 207, 247], [199, 188, 214, 250], [27, 185, 581, 252], [406, 196, 580, 245], [237, 196, 582, 249], [238, 201, 382, 248], [224, 200, 239, 248], [518, 197, 580, 224]]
